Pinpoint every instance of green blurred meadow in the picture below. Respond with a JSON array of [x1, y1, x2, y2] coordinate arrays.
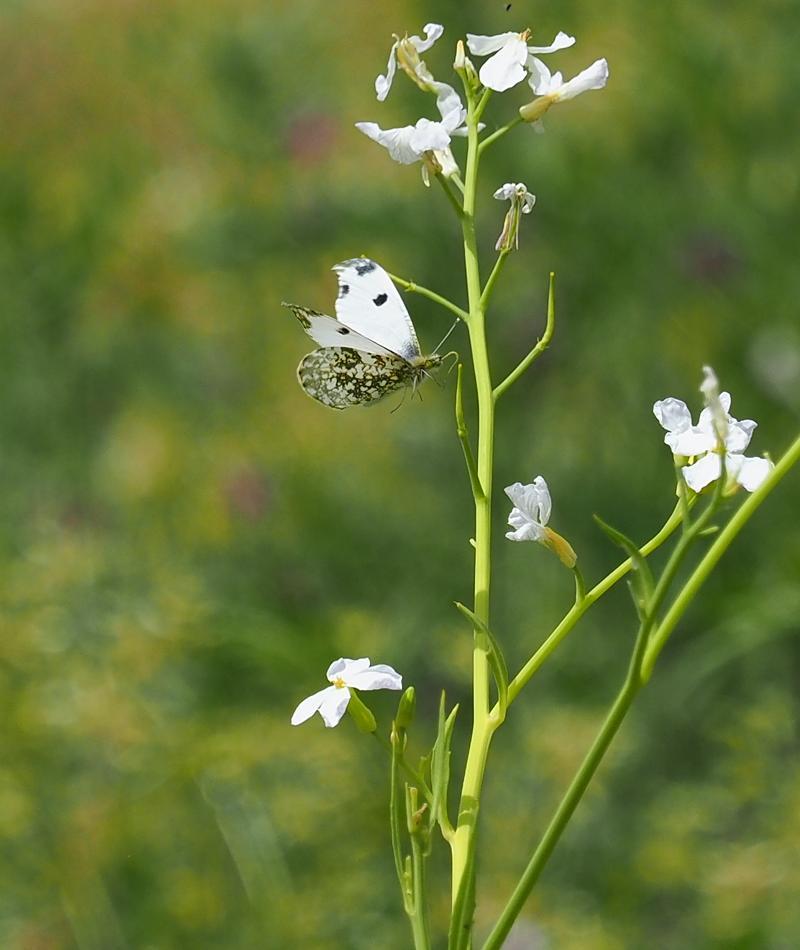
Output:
[[1, 0, 799, 946]]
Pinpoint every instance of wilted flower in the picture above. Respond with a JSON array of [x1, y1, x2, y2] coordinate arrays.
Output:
[[466, 29, 575, 92], [493, 182, 536, 250], [653, 368, 773, 493], [290, 657, 403, 728], [376, 23, 444, 101], [505, 476, 577, 566], [520, 58, 609, 122]]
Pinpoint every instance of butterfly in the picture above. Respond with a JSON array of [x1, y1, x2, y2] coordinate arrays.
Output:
[[283, 258, 443, 409]]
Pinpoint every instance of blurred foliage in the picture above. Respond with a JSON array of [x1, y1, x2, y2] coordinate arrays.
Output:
[[1, 0, 799, 947]]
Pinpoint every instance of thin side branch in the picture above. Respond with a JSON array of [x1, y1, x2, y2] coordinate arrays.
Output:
[[480, 249, 509, 311], [388, 273, 469, 323], [435, 172, 465, 219], [455, 364, 485, 503], [478, 114, 524, 155], [492, 272, 556, 401]]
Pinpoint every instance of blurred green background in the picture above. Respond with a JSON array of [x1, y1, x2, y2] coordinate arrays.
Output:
[[2, 0, 799, 947]]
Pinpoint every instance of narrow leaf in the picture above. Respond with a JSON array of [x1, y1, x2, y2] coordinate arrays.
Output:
[[430, 692, 459, 840], [455, 601, 508, 720], [593, 515, 655, 612]]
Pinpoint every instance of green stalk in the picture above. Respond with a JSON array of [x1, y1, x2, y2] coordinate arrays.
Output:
[[642, 432, 800, 678], [450, 83, 497, 914], [505, 500, 684, 706]]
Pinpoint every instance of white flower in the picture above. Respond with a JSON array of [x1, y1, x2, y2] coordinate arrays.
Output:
[[527, 57, 609, 100], [376, 23, 444, 101], [505, 476, 578, 566], [356, 89, 467, 169], [493, 182, 536, 212], [653, 370, 773, 493], [466, 29, 575, 92], [493, 182, 536, 250], [290, 657, 403, 728], [505, 475, 551, 542]]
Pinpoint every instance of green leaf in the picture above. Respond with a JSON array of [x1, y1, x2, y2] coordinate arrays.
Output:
[[430, 692, 459, 840], [455, 601, 508, 720], [594, 515, 655, 615]]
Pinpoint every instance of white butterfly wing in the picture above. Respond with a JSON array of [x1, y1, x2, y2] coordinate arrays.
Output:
[[332, 258, 421, 361], [282, 302, 393, 356]]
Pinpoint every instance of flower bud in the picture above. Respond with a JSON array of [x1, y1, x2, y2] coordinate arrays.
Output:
[[395, 686, 416, 730], [346, 689, 377, 734]]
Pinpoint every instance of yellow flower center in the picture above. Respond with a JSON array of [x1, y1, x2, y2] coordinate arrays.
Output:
[[332, 677, 347, 689]]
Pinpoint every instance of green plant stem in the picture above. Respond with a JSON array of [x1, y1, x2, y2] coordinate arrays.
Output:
[[483, 439, 800, 946], [642, 432, 800, 678], [455, 364, 485, 503], [478, 114, 523, 154], [504, 500, 684, 706], [435, 172, 466, 218], [374, 731, 433, 801], [388, 273, 469, 323], [409, 835, 432, 950], [484, 502, 713, 949], [480, 250, 509, 310], [493, 272, 556, 401], [482, 656, 641, 950], [450, 80, 497, 914]]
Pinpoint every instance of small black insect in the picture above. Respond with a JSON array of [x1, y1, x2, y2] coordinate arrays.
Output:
[[337, 327, 350, 335], [373, 293, 388, 307], [505, 2, 512, 10]]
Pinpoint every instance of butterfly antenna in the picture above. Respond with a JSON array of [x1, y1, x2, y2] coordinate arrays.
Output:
[[433, 319, 460, 354]]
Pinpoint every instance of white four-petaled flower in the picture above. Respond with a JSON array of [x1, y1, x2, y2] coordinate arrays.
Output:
[[653, 368, 773, 493], [505, 475, 552, 542], [466, 29, 575, 92], [290, 657, 403, 729], [505, 476, 577, 566]]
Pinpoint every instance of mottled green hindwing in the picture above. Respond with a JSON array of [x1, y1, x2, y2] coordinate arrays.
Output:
[[297, 348, 416, 409]]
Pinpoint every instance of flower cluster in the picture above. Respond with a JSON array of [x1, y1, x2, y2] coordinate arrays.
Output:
[[356, 21, 609, 181], [654, 367, 773, 493]]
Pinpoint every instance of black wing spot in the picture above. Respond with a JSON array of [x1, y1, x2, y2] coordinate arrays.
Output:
[[337, 327, 350, 335], [339, 283, 350, 297], [373, 293, 388, 307], [355, 260, 377, 276]]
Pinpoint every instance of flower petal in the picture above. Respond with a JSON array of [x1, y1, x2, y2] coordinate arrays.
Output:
[[493, 182, 518, 201], [526, 30, 576, 54], [332, 657, 371, 680], [347, 663, 403, 691], [727, 453, 773, 492], [375, 41, 399, 102], [355, 121, 425, 164], [318, 687, 351, 728], [411, 22, 444, 54], [526, 56, 553, 94], [682, 453, 722, 492], [725, 419, 757, 453], [506, 517, 546, 543], [504, 477, 551, 527], [653, 398, 692, 434], [479, 36, 529, 91], [466, 31, 516, 56], [669, 425, 717, 457], [291, 686, 336, 725], [554, 59, 609, 101], [410, 117, 453, 152]]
